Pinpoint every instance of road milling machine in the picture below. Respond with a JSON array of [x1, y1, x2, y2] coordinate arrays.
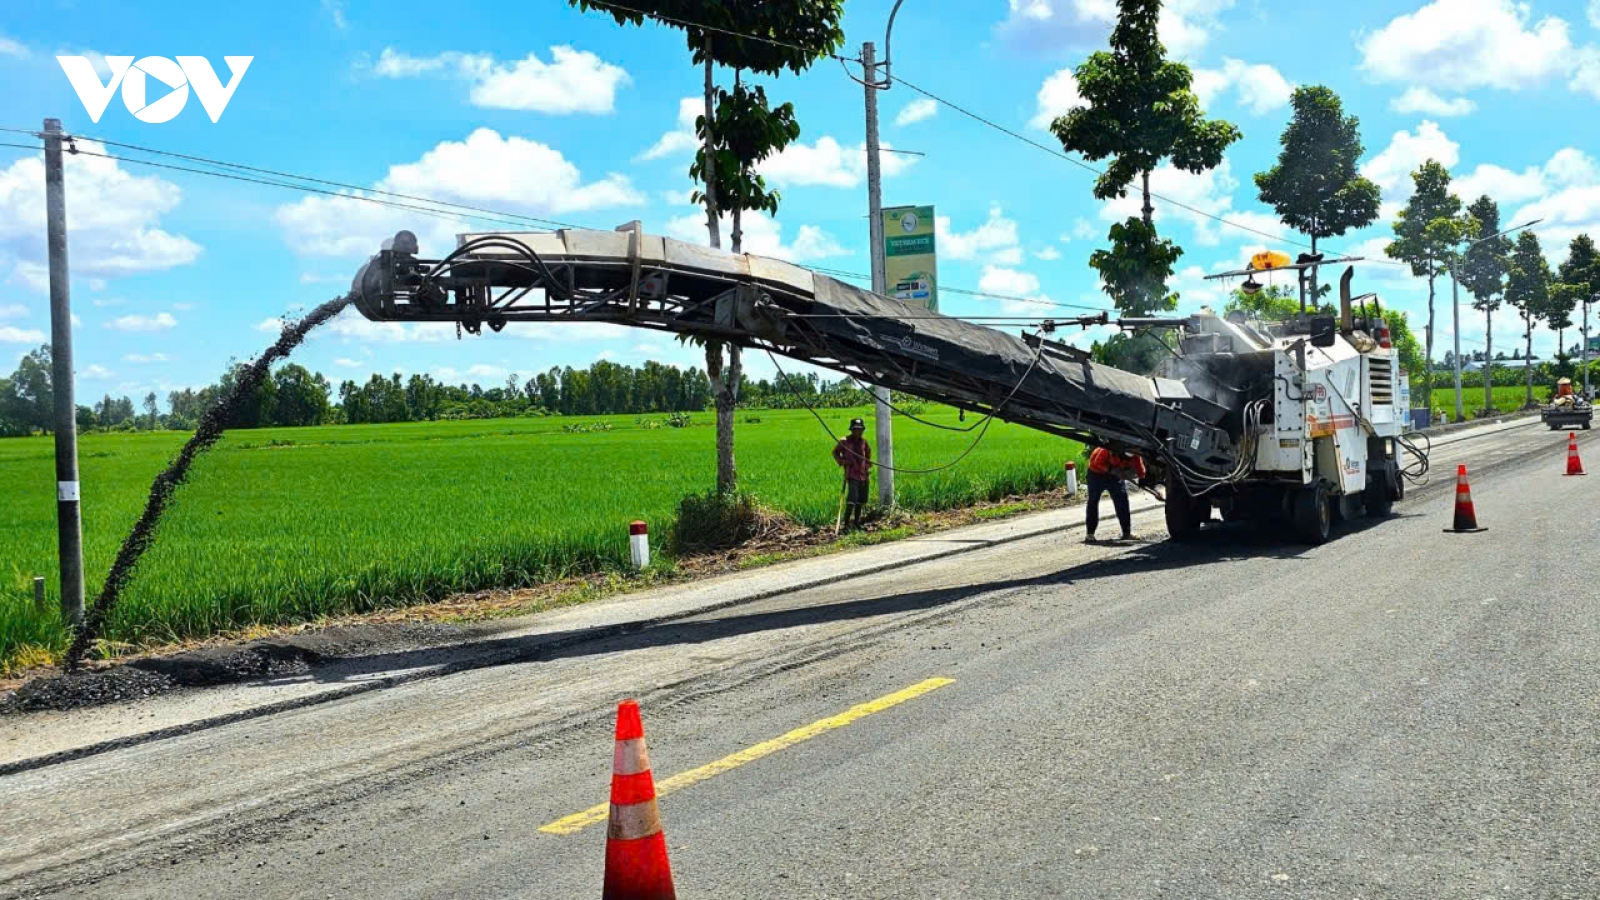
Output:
[[350, 227, 1418, 544]]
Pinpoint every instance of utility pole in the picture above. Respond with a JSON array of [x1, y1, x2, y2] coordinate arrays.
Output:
[[1584, 292, 1593, 400], [862, 40, 895, 508], [44, 118, 85, 628]]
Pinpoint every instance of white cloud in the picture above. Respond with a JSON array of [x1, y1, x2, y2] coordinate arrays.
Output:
[[107, 312, 176, 332], [1029, 68, 1085, 129], [1034, 246, 1062, 261], [1361, 121, 1460, 201], [82, 364, 113, 379], [123, 352, 170, 363], [0, 303, 27, 320], [1063, 218, 1096, 242], [334, 357, 362, 368], [322, 0, 348, 30], [1591, 0, 1600, 28], [0, 35, 27, 58], [0, 325, 45, 343], [895, 97, 938, 126], [0, 140, 200, 292], [1099, 159, 1285, 246], [937, 205, 1022, 263], [1569, 47, 1600, 101], [663, 209, 847, 263], [977, 265, 1056, 314], [1389, 87, 1476, 117], [1191, 58, 1293, 115], [1359, 0, 1573, 92], [638, 97, 700, 161], [1453, 163, 1549, 207], [758, 136, 917, 189], [275, 128, 643, 257], [1502, 149, 1600, 254], [372, 46, 629, 114], [997, 0, 1234, 59]]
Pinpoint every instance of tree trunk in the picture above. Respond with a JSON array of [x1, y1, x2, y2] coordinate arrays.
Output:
[[701, 50, 722, 251], [1525, 316, 1535, 407], [1140, 170, 1153, 227], [699, 44, 734, 494], [1483, 306, 1493, 415], [1424, 262, 1436, 406], [1308, 233, 1319, 307], [705, 340, 737, 494], [730, 69, 743, 255]]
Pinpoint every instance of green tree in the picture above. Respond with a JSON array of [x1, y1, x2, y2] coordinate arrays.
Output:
[[570, 0, 844, 494], [272, 363, 332, 427], [142, 391, 159, 430], [1505, 230, 1552, 406], [1457, 196, 1512, 414], [1224, 283, 1333, 319], [1253, 85, 1381, 301], [1384, 160, 1465, 398], [1050, 0, 1239, 371], [1558, 234, 1600, 384]]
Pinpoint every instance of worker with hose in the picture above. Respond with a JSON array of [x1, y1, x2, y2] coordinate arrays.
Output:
[[832, 418, 872, 532], [1084, 446, 1153, 543]]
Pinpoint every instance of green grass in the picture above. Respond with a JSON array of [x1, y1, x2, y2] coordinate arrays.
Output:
[[0, 407, 1085, 669], [1428, 385, 1548, 418]]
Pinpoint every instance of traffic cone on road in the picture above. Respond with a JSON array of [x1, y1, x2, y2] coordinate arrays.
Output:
[[1444, 464, 1488, 534], [1566, 433, 1586, 476], [603, 700, 676, 900]]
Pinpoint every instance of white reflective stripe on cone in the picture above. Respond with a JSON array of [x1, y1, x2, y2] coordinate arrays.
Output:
[[608, 800, 663, 841], [614, 737, 651, 775]]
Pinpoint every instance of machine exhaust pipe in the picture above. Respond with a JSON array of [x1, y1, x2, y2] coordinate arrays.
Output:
[[1339, 266, 1354, 333]]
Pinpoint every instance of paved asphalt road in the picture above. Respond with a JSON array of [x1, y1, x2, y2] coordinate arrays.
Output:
[[4, 424, 1596, 899]]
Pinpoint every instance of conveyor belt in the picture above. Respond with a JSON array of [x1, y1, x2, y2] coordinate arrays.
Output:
[[349, 228, 1240, 475]]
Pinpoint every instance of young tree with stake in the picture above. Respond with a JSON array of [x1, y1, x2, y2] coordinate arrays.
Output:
[[1505, 230, 1552, 407], [1558, 233, 1600, 393], [568, 1, 844, 493], [1254, 85, 1381, 301], [1458, 196, 1512, 415], [1385, 160, 1465, 401], [1050, 0, 1240, 372]]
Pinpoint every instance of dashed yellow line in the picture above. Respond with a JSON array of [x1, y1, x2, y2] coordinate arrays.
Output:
[[539, 676, 956, 835]]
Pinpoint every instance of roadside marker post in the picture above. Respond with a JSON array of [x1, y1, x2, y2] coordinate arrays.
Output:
[[1063, 461, 1079, 497], [629, 521, 650, 570]]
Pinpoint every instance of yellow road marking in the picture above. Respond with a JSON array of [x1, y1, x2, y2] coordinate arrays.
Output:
[[539, 676, 955, 835]]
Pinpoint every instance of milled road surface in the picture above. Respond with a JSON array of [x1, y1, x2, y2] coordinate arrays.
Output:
[[4, 424, 1596, 899]]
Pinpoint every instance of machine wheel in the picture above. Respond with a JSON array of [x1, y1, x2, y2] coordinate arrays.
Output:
[[1164, 480, 1204, 542], [1292, 482, 1332, 545], [1364, 475, 1394, 518], [1584, 421, 1592, 430]]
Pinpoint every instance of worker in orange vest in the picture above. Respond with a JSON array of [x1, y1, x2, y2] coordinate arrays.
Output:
[[1085, 446, 1146, 542]]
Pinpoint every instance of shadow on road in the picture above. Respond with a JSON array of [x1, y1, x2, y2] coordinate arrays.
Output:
[[274, 516, 1384, 688]]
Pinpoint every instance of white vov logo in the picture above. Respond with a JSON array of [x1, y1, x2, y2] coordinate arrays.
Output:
[[57, 56, 253, 123]]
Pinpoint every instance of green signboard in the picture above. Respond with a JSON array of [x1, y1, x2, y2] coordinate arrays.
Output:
[[883, 205, 937, 312], [1589, 335, 1600, 353]]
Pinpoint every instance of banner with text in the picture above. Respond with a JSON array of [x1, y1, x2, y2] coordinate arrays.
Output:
[[883, 205, 938, 312]]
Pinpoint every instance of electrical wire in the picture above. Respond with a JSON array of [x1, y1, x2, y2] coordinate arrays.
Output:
[[62, 133, 582, 231], [765, 343, 1046, 474], [577, 0, 860, 62]]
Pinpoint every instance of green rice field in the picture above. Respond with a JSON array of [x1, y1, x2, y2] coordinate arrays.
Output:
[[0, 407, 1085, 670], [1427, 385, 1549, 418]]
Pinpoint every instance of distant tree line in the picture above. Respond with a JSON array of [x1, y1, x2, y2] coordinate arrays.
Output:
[[0, 348, 881, 436]]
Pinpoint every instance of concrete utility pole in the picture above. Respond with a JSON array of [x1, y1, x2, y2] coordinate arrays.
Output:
[[43, 118, 85, 627], [862, 40, 895, 507], [1584, 293, 1593, 400]]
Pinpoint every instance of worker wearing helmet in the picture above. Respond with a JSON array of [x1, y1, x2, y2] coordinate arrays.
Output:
[[1084, 445, 1145, 542], [832, 418, 872, 531]]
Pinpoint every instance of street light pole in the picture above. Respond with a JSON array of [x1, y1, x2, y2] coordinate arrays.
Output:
[[1451, 267, 1463, 422]]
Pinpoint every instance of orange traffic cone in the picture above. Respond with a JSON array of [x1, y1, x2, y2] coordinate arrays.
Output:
[[1444, 464, 1487, 533], [603, 700, 676, 900], [1566, 433, 1586, 476]]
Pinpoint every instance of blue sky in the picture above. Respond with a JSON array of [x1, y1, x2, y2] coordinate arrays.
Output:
[[3, 0, 1600, 406]]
